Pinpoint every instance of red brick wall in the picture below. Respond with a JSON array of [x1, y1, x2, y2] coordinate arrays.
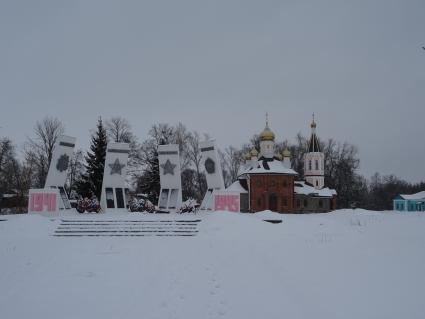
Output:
[[249, 174, 294, 213]]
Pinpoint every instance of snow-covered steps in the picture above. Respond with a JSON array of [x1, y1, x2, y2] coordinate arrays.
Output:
[[53, 219, 201, 237]]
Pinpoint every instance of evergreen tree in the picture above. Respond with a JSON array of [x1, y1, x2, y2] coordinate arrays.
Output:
[[77, 118, 108, 198], [136, 146, 160, 203]]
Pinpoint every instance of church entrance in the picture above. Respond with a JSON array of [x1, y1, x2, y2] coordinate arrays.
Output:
[[268, 193, 278, 212]]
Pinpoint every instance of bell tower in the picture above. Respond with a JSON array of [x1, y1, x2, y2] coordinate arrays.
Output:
[[304, 114, 325, 189]]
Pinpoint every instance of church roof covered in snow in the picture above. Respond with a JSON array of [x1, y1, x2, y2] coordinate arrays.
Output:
[[226, 180, 249, 194], [294, 181, 337, 198], [239, 158, 298, 176]]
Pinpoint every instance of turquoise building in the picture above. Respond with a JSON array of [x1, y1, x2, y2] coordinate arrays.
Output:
[[393, 191, 425, 212]]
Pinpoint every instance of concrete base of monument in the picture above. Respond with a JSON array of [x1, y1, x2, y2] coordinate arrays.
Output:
[[33, 208, 205, 219]]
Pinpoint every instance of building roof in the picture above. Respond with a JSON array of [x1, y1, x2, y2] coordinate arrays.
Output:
[[226, 180, 249, 194], [307, 116, 321, 152], [398, 191, 425, 200], [308, 132, 321, 152], [239, 158, 298, 176], [294, 181, 337, 198]]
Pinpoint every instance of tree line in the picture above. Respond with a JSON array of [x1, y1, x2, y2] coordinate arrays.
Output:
[[0, 116, 423, 212]]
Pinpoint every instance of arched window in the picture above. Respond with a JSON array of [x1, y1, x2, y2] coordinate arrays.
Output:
[[309, 160, 312, 170], [316, 180, 319, 187], [315, 160, 319, 170]]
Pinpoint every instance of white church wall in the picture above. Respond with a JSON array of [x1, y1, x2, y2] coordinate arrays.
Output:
[[304, 152, 325, 189], [260, 140, 274, 159]]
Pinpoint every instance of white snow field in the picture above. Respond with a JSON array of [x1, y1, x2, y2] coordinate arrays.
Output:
[[1, 210, 425, 319]]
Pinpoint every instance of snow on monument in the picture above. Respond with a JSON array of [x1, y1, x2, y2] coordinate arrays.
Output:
[[199, 140, 225, 210], [100, 142, 130, 212], [44, 135, 76, 209], [158, 144, 182, 211]]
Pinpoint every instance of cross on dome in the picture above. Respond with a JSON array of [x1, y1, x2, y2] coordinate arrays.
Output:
[[259, 112, 275, 142], [311, 113, 317, 129]]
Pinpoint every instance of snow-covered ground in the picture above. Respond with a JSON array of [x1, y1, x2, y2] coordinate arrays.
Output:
[[1, 209, 424, 319]]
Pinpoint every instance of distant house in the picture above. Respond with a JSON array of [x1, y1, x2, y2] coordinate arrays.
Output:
[[393, 191, 425, 212]]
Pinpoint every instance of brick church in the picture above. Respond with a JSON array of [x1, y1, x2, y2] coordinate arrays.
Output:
[[226, 116, 337, 213]]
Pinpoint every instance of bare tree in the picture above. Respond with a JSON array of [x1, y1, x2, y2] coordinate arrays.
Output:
[[66, 149, 85, 198], [224, 146, 244, 185], [290, 132, 308, 179], [0, 138, 16, 192], [218, 149, 231, 187], [24, 117, 64, 187], [186, 131, 206, 197], [0, 138, 14, 175], [323, 140, 361, 208], [105, 117, 133, 143], [0, 139, 29, 212]]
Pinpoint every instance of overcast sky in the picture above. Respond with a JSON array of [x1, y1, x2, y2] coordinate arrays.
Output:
[[0, 0, 424, 182]]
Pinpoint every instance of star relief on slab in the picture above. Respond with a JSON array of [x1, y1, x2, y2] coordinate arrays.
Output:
[[109, 158, 126, 175], [56, 154, 70, 172], [205, 157, 216, 174], [161, 159, 176, 175]]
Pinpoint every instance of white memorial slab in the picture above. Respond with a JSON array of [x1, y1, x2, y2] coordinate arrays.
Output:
[[200, 140, 225, 210], [100, 142, 130, 212], [44, 135, 76, 209], [158, 144, 182, 211]]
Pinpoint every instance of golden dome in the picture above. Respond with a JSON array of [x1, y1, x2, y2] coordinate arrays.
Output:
[[282, 148, 291, 158], [245, 152, 251, 160], [250, 148, 259, 157], [259, 125, 275, 141], [276, 153, 283, 161]]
